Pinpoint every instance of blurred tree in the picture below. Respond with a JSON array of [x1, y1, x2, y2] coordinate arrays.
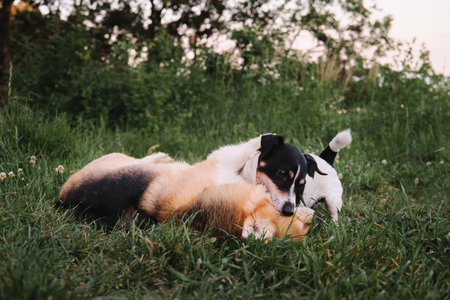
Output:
[[230, 0, 393, 77], [25, 0, 392, 67], [0, 0, 13, 107], [30, 0, 227, 61], [9, 0, 397, 110]]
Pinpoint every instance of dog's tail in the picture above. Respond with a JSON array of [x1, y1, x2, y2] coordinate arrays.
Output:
[[319, 129, 352, 166]]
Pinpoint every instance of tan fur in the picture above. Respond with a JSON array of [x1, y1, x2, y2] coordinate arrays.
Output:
[[137, 158, 219, 221], [176, 183, 312, 240]]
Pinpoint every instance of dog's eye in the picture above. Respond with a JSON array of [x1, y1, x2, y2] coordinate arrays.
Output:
[[277, 170, 290, 180]]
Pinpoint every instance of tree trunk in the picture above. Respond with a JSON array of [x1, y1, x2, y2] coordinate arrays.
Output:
[[0, 0, 13, 107]]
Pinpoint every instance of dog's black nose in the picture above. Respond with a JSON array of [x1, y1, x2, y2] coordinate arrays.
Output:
[[281, 202, 294, 216]]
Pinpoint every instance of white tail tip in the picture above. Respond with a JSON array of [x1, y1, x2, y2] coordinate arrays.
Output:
[[329, 129, 352, 152]]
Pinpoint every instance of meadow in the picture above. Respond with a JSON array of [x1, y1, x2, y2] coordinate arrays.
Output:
[[1, 50, 449, 299]]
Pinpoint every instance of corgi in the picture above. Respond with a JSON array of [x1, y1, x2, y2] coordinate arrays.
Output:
[[210, 129, 352, 222]]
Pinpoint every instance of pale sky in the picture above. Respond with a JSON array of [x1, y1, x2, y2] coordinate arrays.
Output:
[[375, 0, 450, 76]]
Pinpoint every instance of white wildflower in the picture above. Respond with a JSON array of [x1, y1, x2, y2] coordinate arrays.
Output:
[[56, 165, 64, 174], [381, 159, 387, 165], [18, 168, 23, 174], [8, 171, 15, 177], [414, 178, 419, 185], [0, 172, 6, 181], [400, 104, 404, 109], [30, 156, 37, 164], [426, 161, 431, 166]]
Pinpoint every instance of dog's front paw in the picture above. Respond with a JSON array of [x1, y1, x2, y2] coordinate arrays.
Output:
[[295, 207, 315, 224], [242, 216, 275, 240], [254, 219, 275, 240], [242, 216, 255, 239]]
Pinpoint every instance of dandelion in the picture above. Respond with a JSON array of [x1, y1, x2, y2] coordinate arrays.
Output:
[[414, 178, 419, 185], [56, 165, 65, 174], [8, 171, 15, 177], [0, 172, 6, 181], [18, 168, 23, 174], [30, 156, 37, 164], [381, 159, 387, 165]]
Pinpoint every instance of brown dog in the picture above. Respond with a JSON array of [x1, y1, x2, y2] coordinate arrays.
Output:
[[59, 151, 315, 240]]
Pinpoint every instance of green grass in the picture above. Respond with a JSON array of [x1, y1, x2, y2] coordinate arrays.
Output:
[[1, 71, 449, 299]]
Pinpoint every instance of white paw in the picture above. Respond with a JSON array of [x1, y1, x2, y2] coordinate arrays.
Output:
[[142, 152, 173, 164], [242, 225, 255, 239], [241, 218, 275, 240], [295, 207, 315, 224]]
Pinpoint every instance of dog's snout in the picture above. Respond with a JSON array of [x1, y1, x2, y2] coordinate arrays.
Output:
[[281, 202, 294, 216]]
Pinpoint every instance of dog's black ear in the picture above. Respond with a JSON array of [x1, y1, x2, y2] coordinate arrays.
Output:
[[304, 153, 327, 178], [260, 134, 284, 159]]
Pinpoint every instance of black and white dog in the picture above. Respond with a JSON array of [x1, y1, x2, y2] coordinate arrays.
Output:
[[211, 129, 352, 221], [208, 134, 325, 216]]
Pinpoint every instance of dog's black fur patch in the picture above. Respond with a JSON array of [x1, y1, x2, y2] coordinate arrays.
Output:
[[258, 137, 304, 192], [60, 168, 154, 228], [319, 145, 337, 166], [258, 136, 326, 213]]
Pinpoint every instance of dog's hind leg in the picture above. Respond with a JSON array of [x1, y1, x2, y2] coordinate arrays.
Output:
[[324, 195, 342, 222], [60, 167, 153, 228], [140, 152, 174, 165]]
